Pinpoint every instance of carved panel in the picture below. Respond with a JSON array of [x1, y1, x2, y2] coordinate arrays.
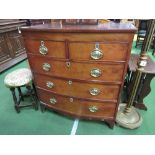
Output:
[[0, 19, 27, 72], [0, 34, 11, 63], [7, 30, 25, 56]]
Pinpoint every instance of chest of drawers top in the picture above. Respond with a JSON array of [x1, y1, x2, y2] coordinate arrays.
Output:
[[21, 21, 136, 33], [21, 22, 136, 43]]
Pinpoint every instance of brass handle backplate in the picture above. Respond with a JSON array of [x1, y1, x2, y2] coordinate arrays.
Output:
[[90, 68, 102, 77], [39, 41, 48, 55], [42, 63, 51, 71], [89, 88, 100, 96], [89, 106, 98, 113], [46, 81, 54, 88], [91, 43, 103, 60], [50, 97, 57, 104]]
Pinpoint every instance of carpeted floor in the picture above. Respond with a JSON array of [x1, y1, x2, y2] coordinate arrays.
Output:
[[0, 41, 155, 135]]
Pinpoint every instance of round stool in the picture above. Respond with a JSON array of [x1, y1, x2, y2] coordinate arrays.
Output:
[[4, 68, 38, 113]]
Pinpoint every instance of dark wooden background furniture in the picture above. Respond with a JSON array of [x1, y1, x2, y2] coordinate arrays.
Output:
[[0, 19, 27, 72], [135, 20, 149, 48], [125, 54, 155, 110], [27, 19, 51, 26], [62, 19, 99, 25], [21, 21, 136, 128], [135, 19, 155, 50]]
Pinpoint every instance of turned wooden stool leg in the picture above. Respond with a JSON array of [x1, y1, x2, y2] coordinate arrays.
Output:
[[4, 68, 38, 112], [26, 85, 38, 110], [10, 88, 20, 113], [17, 87, 24, 101]]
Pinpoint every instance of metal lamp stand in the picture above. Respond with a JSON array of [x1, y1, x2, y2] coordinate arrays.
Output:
[[116, 20, 155, 129]]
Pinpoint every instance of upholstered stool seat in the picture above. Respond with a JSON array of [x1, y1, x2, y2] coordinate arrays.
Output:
[[4, 68, 38, 113], [4, 68, 32, 87]]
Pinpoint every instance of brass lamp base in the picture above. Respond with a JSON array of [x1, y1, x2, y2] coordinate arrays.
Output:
[[116, 104, 143, 129]]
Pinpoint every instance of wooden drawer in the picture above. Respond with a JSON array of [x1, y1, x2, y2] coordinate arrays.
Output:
[[34, 74, 120, 101], [29, 55, 125, 82], [37, 88, 116, 119], [69, 42, 128, 61], [24, 39, 66, 58]]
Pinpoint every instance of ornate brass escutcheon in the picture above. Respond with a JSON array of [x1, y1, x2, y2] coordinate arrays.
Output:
[[69, 98, 74, 102], [39, 41, 48, 55], [66, 62, 71, 68], [89, 106, 98, 113], [68, 80, 73, 85]]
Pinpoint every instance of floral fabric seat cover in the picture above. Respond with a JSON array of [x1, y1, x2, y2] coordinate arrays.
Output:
[[4, 68, 32, 87]]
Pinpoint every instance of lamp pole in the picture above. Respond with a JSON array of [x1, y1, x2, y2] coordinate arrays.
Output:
[[116, 19, 155, 129]]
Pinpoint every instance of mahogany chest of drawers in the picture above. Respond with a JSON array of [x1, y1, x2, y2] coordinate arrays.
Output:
[[21, 22, 136, 128]]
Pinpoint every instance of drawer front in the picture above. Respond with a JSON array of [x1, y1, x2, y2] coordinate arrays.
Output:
[[69, 42, 128, 61], [29, 55, 125, 82], [37, 88, 116, 119], [24, 39, 66, 58], [34, 74, 120, 101]]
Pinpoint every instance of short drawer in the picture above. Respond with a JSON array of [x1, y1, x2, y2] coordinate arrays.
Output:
[[69, 42, 128, 61], [34, 74, 120, 101], [28, 55, 125, 82], [37, 88, 116, 119], [24, 39, 66, 58]]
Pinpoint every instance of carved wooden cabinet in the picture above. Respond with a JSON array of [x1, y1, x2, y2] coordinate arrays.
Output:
[[0, 20, 27, 72], [27, 19, 51, 26], [21, 22, 136, 128]]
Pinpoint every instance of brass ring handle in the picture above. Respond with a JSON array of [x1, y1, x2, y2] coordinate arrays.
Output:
[[42, 63, 51, 71], [91, 43, 103, 60], [90, 68, 102, 77], [89, 106, 98, 113], [89, 88, 100, 96], [91, 49, 103, 60], [50, 97, 57, 104], [46, 81, 54, 88], [39, 41, 48, 55]]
